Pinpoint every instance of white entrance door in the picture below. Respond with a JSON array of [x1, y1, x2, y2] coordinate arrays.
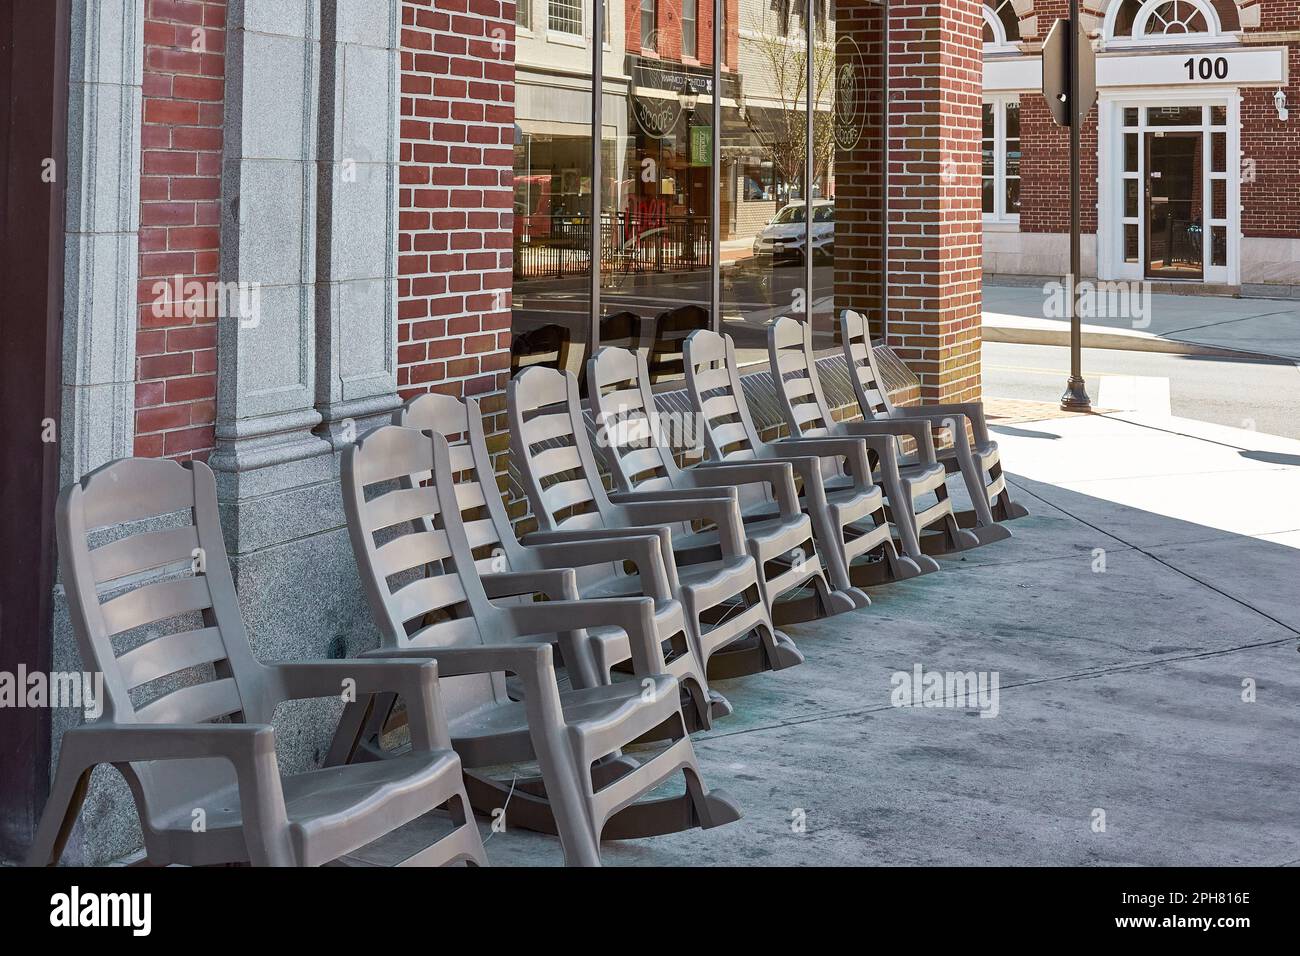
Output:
[[1098, 91, 1240, 286]]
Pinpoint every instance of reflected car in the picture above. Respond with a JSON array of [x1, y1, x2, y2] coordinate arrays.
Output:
[[751, 200, 834, 264]]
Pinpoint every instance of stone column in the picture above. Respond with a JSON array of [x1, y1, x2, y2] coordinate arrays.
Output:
[[314, 0, 403, 446], [886, 0, 984, 403], [212, 0, 329, 500], [61, 0, 143, 484]]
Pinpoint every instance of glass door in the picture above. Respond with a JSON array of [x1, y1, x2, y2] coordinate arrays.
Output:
[[1144, 130, 1204, 280]]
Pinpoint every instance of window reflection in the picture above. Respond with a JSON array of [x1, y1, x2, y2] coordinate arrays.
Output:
[[600, 1, 716, 383], [511, 0, 891, 384]]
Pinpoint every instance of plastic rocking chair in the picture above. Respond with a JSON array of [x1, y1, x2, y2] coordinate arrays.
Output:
[[840, 309, 1029, 529], [768, 316, 992, 561], [588, 344, 863, 623], [29, 458, 485, 867], [682, 328, 927, 592], [341, 425, 739, 866]]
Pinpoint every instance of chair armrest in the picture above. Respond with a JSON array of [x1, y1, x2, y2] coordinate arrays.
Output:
[[58, 721, 276, 765], [522, 534, 676, 601], [834, 419, 938, 464], [614, 495, 747, 558], [768, 436, 876, 493], [481, 567, 579, 602], [501, 597, 669, 678], [892, 402, 989, 444], [608, 485, 740, 503], [685, 460, 801, 518], [268, 659, 446, 752], [364, 644, 567, 736], [53, 721, 292, 861]]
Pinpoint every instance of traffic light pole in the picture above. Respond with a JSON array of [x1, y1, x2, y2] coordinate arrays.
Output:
[[1060, 0, 1092, 411]]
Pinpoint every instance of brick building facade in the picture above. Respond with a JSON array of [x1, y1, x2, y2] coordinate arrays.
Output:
[[982, 0, 1299, 292], [5, 0, 1002, 861]]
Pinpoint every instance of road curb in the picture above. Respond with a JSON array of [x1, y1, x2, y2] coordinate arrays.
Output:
[[982, 321, 1287, 362]]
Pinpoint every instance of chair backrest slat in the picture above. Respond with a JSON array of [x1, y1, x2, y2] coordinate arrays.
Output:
[[587, 346, 687, 495], [683, 330, 767, 464], [133, 678, 245, 726], [88, 525, 201, 585], [116, 627, 227, 691], [98, 577, 214, 637], [508, 366, 613, 532], [768, 316, 839, 439], [840, 309, 895, 418]]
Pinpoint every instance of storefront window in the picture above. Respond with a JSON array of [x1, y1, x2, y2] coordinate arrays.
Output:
[[601, 10, 715, 383], [512, 0, 890, 386]]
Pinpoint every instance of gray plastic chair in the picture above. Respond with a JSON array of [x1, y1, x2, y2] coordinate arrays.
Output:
[[588, 345, 864, 621], [395, 391, 714, 732], [508, 365, 801, 690], [682, 328, 926, 590], [342, 425, 740, 866], [768, 316, 992, 555], [29, 458, 485, 867], [840, 309, 1029, 526]]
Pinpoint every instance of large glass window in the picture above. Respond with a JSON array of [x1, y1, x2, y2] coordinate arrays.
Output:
[[511, 0, 891, 387], [602, 4, 715, 383]]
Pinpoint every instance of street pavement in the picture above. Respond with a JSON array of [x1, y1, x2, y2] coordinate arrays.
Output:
[[984, 283, 1300, 361], [984, 341, 1300, 440], [350, 409, 1300, 866]]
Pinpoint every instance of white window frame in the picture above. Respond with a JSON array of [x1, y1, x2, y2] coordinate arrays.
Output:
[[1097, 88, 1240, 285], [682, 0, 698, 60], [1102, 0, 1235, 51], [983, 93, 1021, 225], [983, 2, 1020, 55], [548, 0, 585, 41]]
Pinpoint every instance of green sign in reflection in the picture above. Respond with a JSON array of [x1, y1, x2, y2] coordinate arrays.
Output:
[[690, 126, 712, 166]]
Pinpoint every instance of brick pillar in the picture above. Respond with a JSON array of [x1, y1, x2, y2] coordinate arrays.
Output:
[[886, 0, 983, 404]]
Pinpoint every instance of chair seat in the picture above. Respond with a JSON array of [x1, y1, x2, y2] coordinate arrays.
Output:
[[583, 555, 755, 600], [673, 512, 809, 556], [156, 749, 466, 866], [450, 677, 678, 762]]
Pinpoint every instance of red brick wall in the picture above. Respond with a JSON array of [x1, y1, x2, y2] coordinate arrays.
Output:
[[624, 0, 719, 65], [830, 0, 890, 339], [1240, 19, 1300, 238], [887, 0, 985, 403], [1019, 102, 1099, 234], [398, 0, 515, 414], [135, 0, 226, 460]]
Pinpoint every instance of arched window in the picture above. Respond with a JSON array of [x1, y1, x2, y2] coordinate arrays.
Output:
[[983, 0, 1020, 51], [1104, 0, 1234, 47]]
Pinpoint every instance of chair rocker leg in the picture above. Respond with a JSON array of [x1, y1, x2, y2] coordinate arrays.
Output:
[[990, 465, 1030, 521], [599, 762, 742, 840]]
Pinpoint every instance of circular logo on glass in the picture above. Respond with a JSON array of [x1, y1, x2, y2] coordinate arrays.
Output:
[[631, 33, 686, 139], [834, 34, 866, 152]]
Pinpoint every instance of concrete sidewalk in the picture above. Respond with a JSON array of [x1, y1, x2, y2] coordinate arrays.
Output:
[[359, 409, 1300, 866], [984, 282, 1300, 362]]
